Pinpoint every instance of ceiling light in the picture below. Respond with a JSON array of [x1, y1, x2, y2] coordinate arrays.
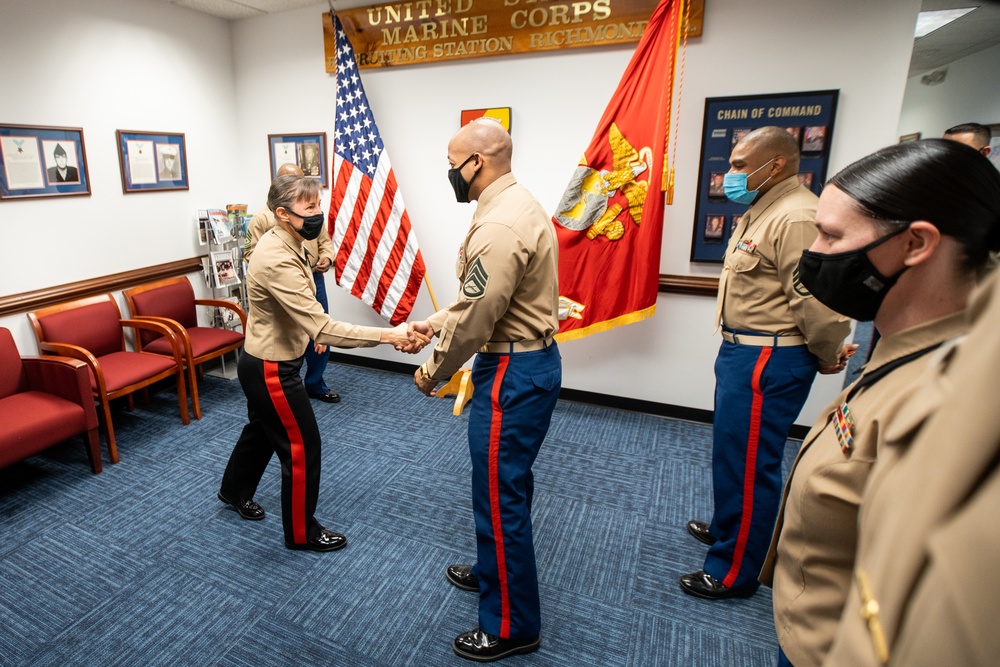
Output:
[[915, 7, 977, 38]]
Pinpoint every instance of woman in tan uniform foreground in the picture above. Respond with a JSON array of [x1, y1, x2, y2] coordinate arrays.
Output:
[[759, 139, 1000, 666]]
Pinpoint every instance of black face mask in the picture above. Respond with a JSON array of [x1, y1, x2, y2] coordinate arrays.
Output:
[[797, 224, 911, 322], [287, 209, 324, 241], [448, 153, 478, 203]]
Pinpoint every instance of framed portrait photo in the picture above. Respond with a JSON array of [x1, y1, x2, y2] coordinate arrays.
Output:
[[802, 125, 827, 153], [0, 124, 91, 200], [116, 130, 189, 193], [268, 132, 328, 187], [704, 214, 725, 242]]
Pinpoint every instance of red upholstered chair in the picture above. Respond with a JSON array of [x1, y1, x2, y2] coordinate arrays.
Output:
[[123, 277, 245, 420], [27, 294, 189, 464], [0, 328, 102, 473]]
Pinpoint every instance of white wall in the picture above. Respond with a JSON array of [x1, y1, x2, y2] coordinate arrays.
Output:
[[0, 0, 921, 426], [0, 0, 241, 350], [231, 0, 920, 424], [897, 41, 1000, 139]]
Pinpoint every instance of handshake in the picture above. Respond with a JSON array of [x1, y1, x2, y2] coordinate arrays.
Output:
[[380, 319, 435, 355]]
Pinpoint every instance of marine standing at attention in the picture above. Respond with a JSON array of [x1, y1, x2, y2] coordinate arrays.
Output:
[[680, 126, 852, 600]]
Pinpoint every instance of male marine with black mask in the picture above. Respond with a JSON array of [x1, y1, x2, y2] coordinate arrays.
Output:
[[680, 126, 853, 602], [409, 117, 560, 662]]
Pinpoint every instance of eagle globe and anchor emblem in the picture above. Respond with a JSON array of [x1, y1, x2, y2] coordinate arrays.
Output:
[[554, 121, 652, 322]]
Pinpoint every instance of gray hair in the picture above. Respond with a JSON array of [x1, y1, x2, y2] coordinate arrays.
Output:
[[267, 174, 321, 214]]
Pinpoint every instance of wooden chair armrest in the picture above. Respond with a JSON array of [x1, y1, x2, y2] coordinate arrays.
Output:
[[130, 315, 193, 356], [22, 356, 97, 421], [36, 341, 105, 395], [39, 341, 98, 368], [121, 318, 186, 365], [196, 298, 248, 330]]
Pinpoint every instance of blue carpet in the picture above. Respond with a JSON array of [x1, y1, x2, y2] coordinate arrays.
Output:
[[0, 361, 802, 666]]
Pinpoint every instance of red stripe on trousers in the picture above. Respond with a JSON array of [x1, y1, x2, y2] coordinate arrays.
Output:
[[489, 357, 512, 638], [263, 361, 308, 544], [722, 346, 772, 588]]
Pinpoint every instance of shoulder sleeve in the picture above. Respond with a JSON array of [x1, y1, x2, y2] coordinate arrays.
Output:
[[774, 217, 851, 365]]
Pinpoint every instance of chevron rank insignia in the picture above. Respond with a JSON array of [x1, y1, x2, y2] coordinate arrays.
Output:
[[463, 257, 490, 299]]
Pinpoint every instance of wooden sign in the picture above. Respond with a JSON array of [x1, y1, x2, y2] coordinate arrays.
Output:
[[324, 0, 703, 70]]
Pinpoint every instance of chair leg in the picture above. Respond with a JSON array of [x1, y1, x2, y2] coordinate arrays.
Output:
[[85, 427, 102, 474], [176, 367, 190, 426], [127, 393, 136, 411], [188, 363, 202, 420], [98, 397, 120, 464]]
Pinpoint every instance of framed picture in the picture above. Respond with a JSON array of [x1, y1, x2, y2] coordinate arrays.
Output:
[[899, 132, 921, 143], [0, 124, 91, 200], [707, 171, 726, 199], [268, 132, 328, 187], [691, 89, 840, 263], [116, 130, 188, 193], [704, 215, 725, 242], [461, 107, 512, 132], [802, 126, 827, 153]]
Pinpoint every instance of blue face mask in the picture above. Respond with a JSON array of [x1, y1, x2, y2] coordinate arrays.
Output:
[[723, 157, 776, 205]]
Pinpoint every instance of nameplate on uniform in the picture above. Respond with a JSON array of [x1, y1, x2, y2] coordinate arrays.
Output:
[[735, 239, 757, 254], [833, 403, 854, 453], [463, 257, 490, 299]]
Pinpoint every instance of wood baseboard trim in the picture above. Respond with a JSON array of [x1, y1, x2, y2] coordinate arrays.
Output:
[[658, 273, 719, 297]]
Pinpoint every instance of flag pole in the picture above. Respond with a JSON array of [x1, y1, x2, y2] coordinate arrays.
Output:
[[422, 273, 441, 312]]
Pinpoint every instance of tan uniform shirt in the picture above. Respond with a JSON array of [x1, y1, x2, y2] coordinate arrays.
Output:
[[759, 312, 967, 667], [715, 176, 850, 366], [244, 206, 335, 270], [424, 173, 558, 380], [244, 226, 380, 360], [823, 272, 1000, 667]]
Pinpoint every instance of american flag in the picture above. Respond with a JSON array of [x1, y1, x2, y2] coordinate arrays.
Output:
[[327, 13, 425, 326]]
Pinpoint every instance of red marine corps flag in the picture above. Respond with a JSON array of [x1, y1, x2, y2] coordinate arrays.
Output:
[[327, 11, 425, 325], [552, 0, 685, 341]]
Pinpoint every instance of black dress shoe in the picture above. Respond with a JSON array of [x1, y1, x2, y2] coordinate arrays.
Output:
[[446, 564, 479, 592], [217, 491, 265, 521], [308, 391, 341, 403], [452, 628, 540, 662], [686, 519, 717, 545], [678, 570, 755, 600], [285, 528, 347, 552]]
